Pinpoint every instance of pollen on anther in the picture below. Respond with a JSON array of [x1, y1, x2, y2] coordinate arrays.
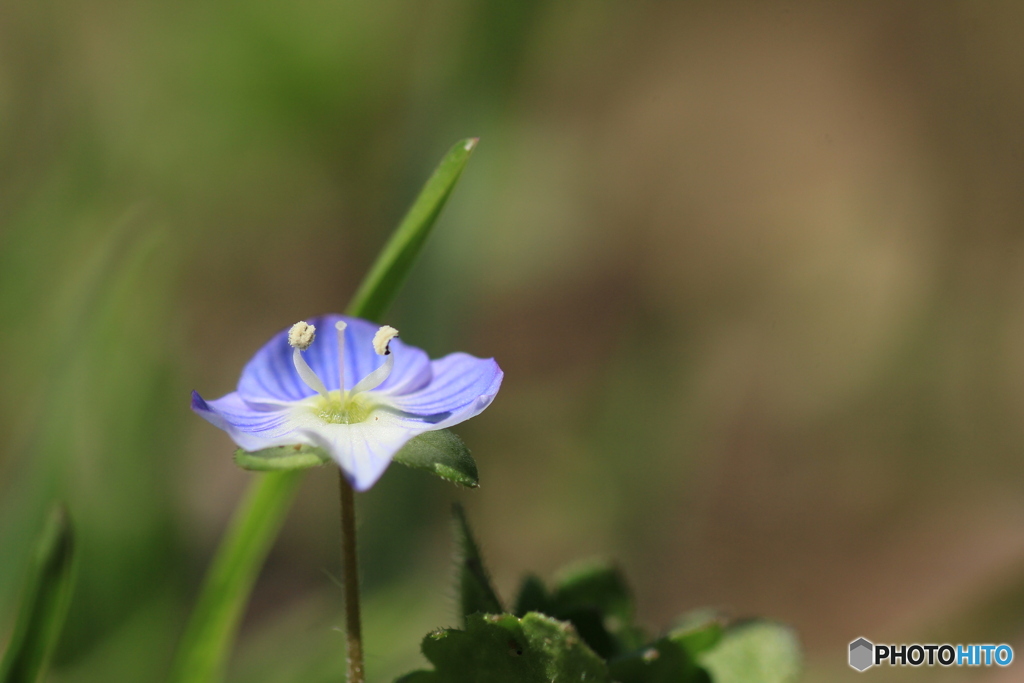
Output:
[[372, 325, 399, 355], [288, 321, 316, 350]]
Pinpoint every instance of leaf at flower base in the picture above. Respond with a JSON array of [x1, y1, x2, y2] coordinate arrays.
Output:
[[233, 444, 331, 472], [697, 621, 801, 683], [394, 612, 612, 683], [451, 503, 503, 622], [0, 506, 76, 683], [393, 430, 479, 488], [347, 138, 479, 323], [608, 638, 710, 683]]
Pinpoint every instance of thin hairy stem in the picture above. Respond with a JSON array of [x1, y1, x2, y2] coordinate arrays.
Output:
[[338, 472, 364, 683]]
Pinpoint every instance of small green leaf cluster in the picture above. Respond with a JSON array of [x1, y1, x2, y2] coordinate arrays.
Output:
[[397, 506, 801, 683]]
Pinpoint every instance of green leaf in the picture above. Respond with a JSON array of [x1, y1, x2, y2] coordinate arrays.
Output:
[[0, 505, 76, 683], [233, 444, 330, 472], [395, 612, 612, 683], [669, 610, 725, 658], [173, 139, 478, 683], [393, 430, 479, 488], [346, 138, 479, 322], [551, 560, 633, 625], [609, 638, 710, 683], [512, 560, 639, 659], [452, 503, 503, 622], [512, 574, 551, 617], [697, 621, 801, 683], [166, 472, 303, 683]]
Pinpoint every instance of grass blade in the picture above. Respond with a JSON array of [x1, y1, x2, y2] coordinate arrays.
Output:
[[166, 473, 302, 683], [346, 138, 478, 321], [170, 138, 479, 683], [0, 506, 75, 683]]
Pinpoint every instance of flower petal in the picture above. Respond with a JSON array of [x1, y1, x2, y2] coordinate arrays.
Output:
[[387, 353, 503, 421], [191, 390, 303, 451], [300, 416, 428, 491], [237, 314, 432, 402]]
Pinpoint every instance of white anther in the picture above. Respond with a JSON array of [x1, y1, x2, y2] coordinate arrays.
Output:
[[351, 325, 399, 396], [288, 321, 316, 350], [372, 325, 399, 356]]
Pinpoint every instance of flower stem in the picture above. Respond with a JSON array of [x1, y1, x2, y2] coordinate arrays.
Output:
[[338, 471, 364, 683]]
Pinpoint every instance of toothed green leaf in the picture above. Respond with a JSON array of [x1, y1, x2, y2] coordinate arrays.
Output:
[[395, 612, 612, 683], [512, 574, 551, 617], [512, 559, 640, 658], [551, 560, 633, 624], [609, 637, 710, 683]]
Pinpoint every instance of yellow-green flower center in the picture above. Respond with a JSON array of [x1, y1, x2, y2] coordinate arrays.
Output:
[[313, 391, 374, 425]]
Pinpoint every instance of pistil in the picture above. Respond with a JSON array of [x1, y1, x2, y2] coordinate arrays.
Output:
[[336, 320, 348, 394]]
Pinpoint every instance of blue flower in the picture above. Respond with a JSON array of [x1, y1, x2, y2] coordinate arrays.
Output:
[[192, 314, 502, 491]]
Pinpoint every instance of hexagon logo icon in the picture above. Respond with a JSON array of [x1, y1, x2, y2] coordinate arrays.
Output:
[[849, 638, 874, 671]]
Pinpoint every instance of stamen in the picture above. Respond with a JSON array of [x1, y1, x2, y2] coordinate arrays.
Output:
[[335, 321, 347, 394], [288, 321, 316, 351], [351, 325, 399, 395], [288, 321, 329, 398], [372, 325, 399, 356]]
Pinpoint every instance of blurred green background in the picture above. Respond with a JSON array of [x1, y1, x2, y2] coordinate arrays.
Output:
[[4, 2, 1024, 681]]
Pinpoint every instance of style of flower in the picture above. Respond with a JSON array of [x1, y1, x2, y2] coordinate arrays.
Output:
[[192, 314, 502, 490]]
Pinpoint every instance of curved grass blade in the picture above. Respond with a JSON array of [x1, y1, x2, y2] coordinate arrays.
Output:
[[166, 472, 302, 683], [393, 430, 479, 488], [0, 506, 75, 683], [346, 138, 478, 322], [170, 138, 479, 683]]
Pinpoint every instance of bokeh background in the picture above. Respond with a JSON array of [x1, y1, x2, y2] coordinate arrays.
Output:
[[4, 2, 1024, 681]]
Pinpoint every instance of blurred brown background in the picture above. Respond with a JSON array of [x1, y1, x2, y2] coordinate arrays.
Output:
[[3, 1, 1024, 681]]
